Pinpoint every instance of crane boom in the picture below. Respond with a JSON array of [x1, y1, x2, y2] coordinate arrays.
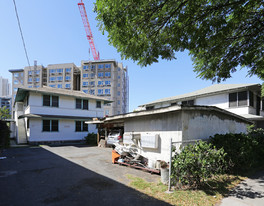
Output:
[[78, 0, 100, 60]]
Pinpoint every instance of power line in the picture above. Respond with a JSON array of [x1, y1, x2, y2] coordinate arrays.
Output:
[[12, 0, 31, 68]]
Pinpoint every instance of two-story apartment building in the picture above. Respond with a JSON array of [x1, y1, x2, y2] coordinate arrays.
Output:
[[137, 83, 264, 128], [14, 86, 111, 144]]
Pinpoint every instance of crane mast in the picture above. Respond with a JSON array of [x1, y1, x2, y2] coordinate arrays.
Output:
[[78, 0, 100, 60]]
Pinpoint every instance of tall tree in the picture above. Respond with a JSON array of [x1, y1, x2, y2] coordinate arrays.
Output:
[[95, 0, 264, 82], [0, 106, 11, 120]]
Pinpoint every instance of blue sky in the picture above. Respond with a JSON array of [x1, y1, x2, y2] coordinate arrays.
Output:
[[0, 0, 261, 111]]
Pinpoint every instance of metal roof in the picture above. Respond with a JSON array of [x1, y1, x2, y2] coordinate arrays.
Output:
[[15, 86, 112, 104], [140, 83, 261, 107]]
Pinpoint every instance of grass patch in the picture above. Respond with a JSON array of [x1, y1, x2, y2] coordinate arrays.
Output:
[[126, 174, 245, 206]]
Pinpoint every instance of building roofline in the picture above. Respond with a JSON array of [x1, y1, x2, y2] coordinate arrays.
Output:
[[139, 83, 261, 107], [87, 105, 253, 125], [9, 69, 24, 73], [15, 86, 112, 104]]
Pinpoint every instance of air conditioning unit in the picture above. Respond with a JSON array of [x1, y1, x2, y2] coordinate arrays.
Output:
[[141, 134, 159, 149]]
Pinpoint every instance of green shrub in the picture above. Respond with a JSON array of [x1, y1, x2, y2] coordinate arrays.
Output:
[[209, 131, 264, 174], [171, 141, 227, 188], [0, 120, 10, 148], [84, 133, 97, 145]]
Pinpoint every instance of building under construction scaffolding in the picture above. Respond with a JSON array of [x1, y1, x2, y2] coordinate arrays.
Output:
[[9, 59, 129, 117]]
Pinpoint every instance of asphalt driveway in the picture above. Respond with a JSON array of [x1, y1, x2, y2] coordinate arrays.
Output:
[[0, 145, 169, 206]]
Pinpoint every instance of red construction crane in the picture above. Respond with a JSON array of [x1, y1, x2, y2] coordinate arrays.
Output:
[[78, 0, 100, 60]]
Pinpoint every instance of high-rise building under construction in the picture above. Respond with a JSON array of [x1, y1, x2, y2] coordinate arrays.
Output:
[[9, 59, 129, 116]]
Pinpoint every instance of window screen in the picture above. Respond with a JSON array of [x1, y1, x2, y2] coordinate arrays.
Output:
[[51, 120, 58, 131], [229, 93, 237, 107], [238, 91, 247, 106], [75, 121, 82, 131], [43, 120, 50, 131], [249, 91, 254, 107], [52, 96, 59, 107], [96, 101, 101, 108], [76, 99, 82, 109], [83, 100, 88, 110], [43, 95, 50, 106]]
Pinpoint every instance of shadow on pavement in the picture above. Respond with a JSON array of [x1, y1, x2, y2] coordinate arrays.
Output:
[[0, 147, 171, 206]]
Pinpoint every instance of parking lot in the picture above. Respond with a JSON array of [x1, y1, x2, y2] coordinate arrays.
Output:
[[0, 145, 169, 206]]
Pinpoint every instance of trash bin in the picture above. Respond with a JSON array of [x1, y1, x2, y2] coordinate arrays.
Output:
[[160, 168, 169, 184]]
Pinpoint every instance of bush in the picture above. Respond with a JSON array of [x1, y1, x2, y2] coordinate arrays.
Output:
[[209, 131, 264, 174], [84, 133, 97, 145], [171, 141, 227, 188], [0, 120, 10, 149]]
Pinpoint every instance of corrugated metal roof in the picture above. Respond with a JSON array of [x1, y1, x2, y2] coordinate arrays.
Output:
[[140, 83, 261, 106], [15, 86, 112, 103]]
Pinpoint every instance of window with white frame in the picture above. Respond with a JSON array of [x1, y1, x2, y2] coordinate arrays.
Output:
[[90, 73, 95, 78], [65, 84, 71, 89], [105, 72, 111, 77], [35, 70, 40, 75], [49, 77, 56, 82], [28, 78, 33, 83], [98, 64, 104, 69], [105, 89, 110, 94], [118, 100, 120, 105], [83, 73, 89, 78], [83, 81, 89, 87], [90, 81, 95, 86], [98, 81, 104, 86], [34, 78, 40, 82], [57, 68, 63, 73], [105, 80, 111, 86], [65, 68, 71, 73], [57, 84, 62, 89], [14, 73, 19, 77], [98, 72, 104, 78], [14, 80, 18, 84], [75, 121, 88, 132], [49, 69, 56, 74], [43, 95, 59, 107], [76, 99, 89, 110], [43, 120, 59, 132], [105, 64, 111, 69], [65, 76, 71, 81], [28, 71, 32, 76], [83, 65, 89, 70], [98, 89, 103, 95], [83, 90, 88, 94], [96, 101, 102, 108], [117, 91, 120, 96], [57, 76, 63, 81], [90, 89, 95, 95], [49, 85, 56, 88], [118, 83, 120, 87]]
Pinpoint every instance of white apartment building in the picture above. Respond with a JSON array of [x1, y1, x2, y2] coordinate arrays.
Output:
[[137, 83, 264, 128], [9, 59, 129, 117], [14, 86, 110, 144]]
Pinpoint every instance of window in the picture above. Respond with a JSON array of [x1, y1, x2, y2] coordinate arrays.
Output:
[[35, 70, 40, 75], [21, 80, 23, 84], [65, 84, 71, 89], [105, 80, 111, 86], [28, 71, 32, 76], [14, 73, 19, 77], [83, 90, 88, 94], [117, 83, 120, 87], [75, 121, 88, 132], [105, 72, 111, 77], [34, 78, 40, 82], [57, 68, 63, 73], [118, 100, 120, 105], [105, 110, 109, 115], [49, 85, 56, 88], [182, 100, 194, 106], [117, 91, 120, 96], [76, 99, 89, 110], [28, 78, 32, 83], [83, 73, 89, 78], [98, 89, 103, 95], [28, 85, 32, 88], [90, 90, 95, 95], [65, 68, 71, 73], [105, 89, 110, 94], [14, 80, 18, 84], [49, 77, 56, 82], [65, 76, 71, 81], [249, 91, 254, 107], [90, 73, 95, 78], [49, 69, 56, 74], [43, 95, 59, 107], [229, 93, 237, 107], [43, 120, 59, 132], [83, 81, 89, 87], [105, 64, 111, 69], [98, 81, 104, 86], [118, 67, 121, 71], [146, 106, 154, 110], [90, 81, 95, 86], [57, 76, 63, 81], [96, 101, 101, 108], [98, 64, 104, 69], [98, 72, 104, 78], [118, 76, 120, 79], [83, 65, 89, 70], [57, 84, 62, 89], [238, 91, 247, 106], [14, 88, 18, 92]]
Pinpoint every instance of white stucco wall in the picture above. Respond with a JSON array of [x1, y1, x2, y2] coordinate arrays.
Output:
[[196, 93, 228, 108], [27, 93, 104, 118], [28, 118, 97, 142], [123, 109, 249, 163]]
